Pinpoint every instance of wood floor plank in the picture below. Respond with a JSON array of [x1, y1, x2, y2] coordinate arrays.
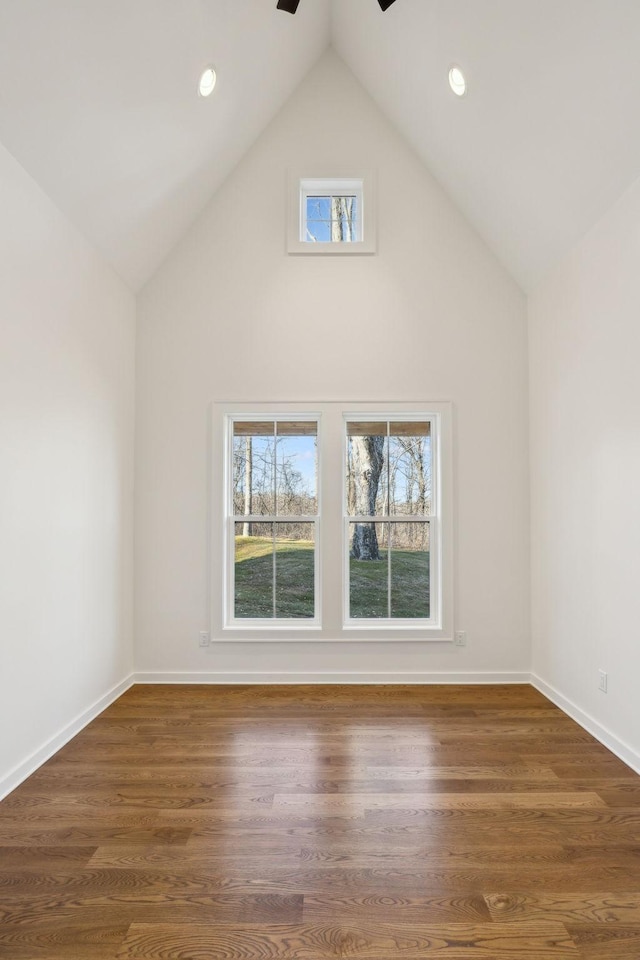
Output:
[[158, 804, 640, 827], [0, 824, 192, 846], [23, 763, 562, 787], [1, 683, 639, 958], [0, 923, 128, 959], [272, 791, 607, 810], [0, 893, 303, 927], [566, 924, 640, 959], [88, 840, 583, 870], [485, 892, 640, 924], [302, 894, 492, 922], [116, 921, 577, 959], [0, 846, 96, 868]]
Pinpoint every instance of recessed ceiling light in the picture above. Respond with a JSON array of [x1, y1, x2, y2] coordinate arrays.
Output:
[[448, 65, 466, 97], [198, 67, 217, 98]]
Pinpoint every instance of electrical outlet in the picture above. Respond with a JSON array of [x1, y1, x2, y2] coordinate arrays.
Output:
[[598, 670, 607, 693], [199, 631, 210, 648], [455, 631, 467, 647]]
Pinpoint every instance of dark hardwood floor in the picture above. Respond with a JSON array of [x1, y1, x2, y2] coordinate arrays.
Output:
[[1, 684, 640, 958]]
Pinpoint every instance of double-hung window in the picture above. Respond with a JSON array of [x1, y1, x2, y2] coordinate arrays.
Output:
[[345, 418, 435, 625], [228, 418, 319, 626], [212, 402, 452, 641]]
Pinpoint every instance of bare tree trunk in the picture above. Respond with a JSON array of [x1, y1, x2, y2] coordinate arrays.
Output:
[[242, 436, 252, 537], [331, 197, 354, 242], [350, 435, 384, 560], [347, 443, 356, 516]]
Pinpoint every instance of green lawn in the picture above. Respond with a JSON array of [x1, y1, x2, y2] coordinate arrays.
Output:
[[350, 549, 430, 619], [234, 536, 315, 619], [234, 537, 429, 620]]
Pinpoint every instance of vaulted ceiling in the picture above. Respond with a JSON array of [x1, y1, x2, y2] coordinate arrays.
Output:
[[1, 0, 639, 292]]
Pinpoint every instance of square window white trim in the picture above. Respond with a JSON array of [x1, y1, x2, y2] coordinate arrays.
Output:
[[287, 170, 377, 255], [210, 401, 453, 642]]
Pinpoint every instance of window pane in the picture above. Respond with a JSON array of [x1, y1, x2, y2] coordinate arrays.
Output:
[[390, 523, 430, 619], [349, 522, 388, 619], [276, 428, 317, 515], [233, 423, 275, 516], [305, 220, 331, 243], [274, 523, 315, 619], [305, 195, 357, 243], [234, 522, 315, 620], [232, 436, 247, 516], [388, 422, 431, 516], [306, 196, 331, 221], [248, 436, 274, 515], [346, 424, 388, 517], [306, 197, 331, 243], [233, 421, 318, 517], [234, 522, 274, 618]]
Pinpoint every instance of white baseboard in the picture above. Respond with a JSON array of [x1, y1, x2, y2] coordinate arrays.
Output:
[[133, 671, 531, 685], [0, 673, 135, 801], [531, 673, 640, 775]]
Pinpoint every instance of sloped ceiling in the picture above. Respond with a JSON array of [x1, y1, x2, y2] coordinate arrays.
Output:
[[0, 0, 331, 290], [0, 1, 639, 292], [334, 0, 640, 291]]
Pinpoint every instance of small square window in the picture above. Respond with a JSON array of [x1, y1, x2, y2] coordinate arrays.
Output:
[[287, 172, 376, 255]]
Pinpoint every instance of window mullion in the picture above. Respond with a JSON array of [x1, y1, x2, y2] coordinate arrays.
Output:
[[346, 516, 431, 523], [272, 523, 276, 620], [387, 523, 391, 619], [233, 515, 317, 523]]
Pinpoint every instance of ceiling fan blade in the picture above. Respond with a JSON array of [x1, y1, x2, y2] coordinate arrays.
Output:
[[278, 0, 394, 13]]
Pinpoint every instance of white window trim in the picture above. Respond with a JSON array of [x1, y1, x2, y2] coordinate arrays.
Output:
[[210, 401, 453, 642], [287, 170, 377, 255]]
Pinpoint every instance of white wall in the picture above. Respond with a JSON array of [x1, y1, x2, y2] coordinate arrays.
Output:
[[0, 141, 136, 794], [529, 174, 640, 767], [136, 51, 530, 679]]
